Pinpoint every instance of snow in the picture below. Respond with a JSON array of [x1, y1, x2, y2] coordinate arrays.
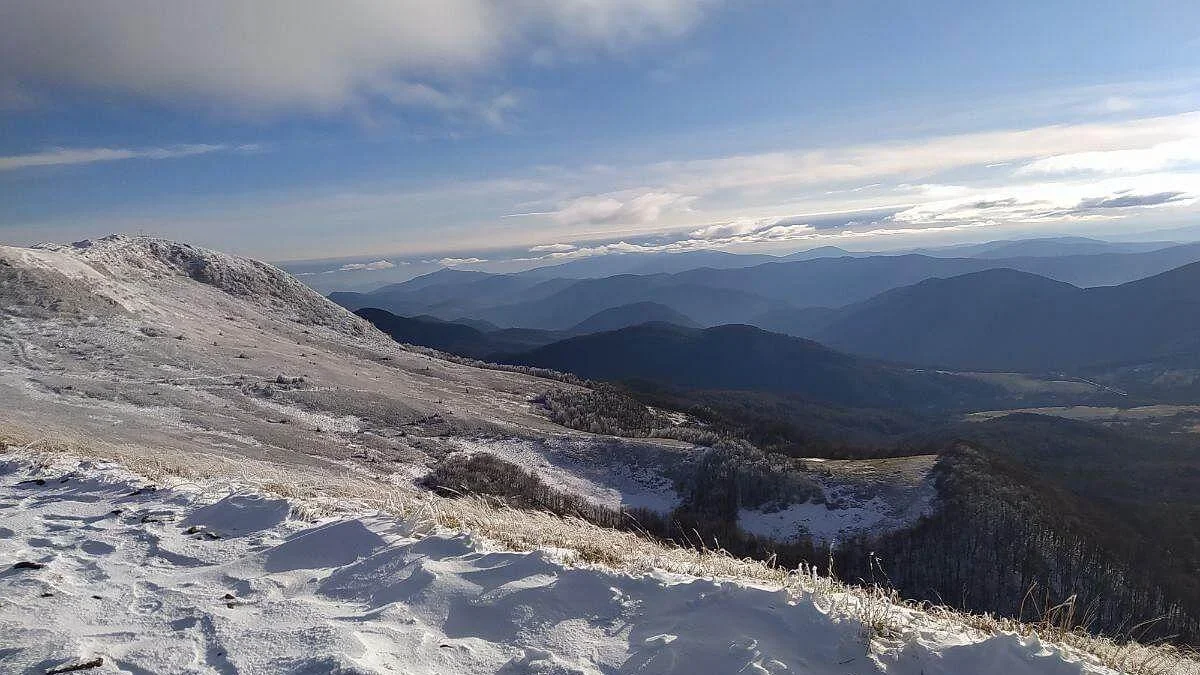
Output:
[[0, 454, 1120, 675], [739, 458, 939, 545], [445, 436, 680, 513], [739, 498, 896, 544]]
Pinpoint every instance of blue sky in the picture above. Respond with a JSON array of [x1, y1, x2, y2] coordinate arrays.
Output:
[[2, 0, 1199, 268]]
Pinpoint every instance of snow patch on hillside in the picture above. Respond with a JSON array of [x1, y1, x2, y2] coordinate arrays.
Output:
[[446, 436, 680, 513], [0, 454, 1119, 675], [739, 458, 938, 544], [739, 497, 896, 544]]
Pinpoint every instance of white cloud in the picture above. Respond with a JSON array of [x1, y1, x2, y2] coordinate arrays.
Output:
[[502, 112, 1200, 248], [645, 112, 1200, 195], [688, 218, 774, 239], [0, 1, 716, 112], [892, 173, 1200, 225], [528, 243, 577, 252], [1017, 137, 1200, 176], [0, 144, 250, 171], [438, 257, 488, 266], [552, 190, 695, 226], [337, 259, 398, 272], [525, 218, 996, 263]]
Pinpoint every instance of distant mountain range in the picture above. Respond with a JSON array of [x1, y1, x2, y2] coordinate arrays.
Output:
[[503, 322, 1012, 410], [357, 301, 699, 359], [359, 307, 1124, 412], [811, 261, 1200, 371], [568, 301, 699, 332], [910, 236, 1177, 259], [331, 242, 1200, 332]]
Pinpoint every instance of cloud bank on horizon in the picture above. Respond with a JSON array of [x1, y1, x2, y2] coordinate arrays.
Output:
[[1, 0, 1198, 263]]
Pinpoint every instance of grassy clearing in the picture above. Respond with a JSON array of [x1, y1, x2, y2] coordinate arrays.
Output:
[[1, 424, 1195, 675]]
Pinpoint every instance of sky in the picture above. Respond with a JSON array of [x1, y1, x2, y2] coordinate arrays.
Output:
[[2, 0, 1200, 272]]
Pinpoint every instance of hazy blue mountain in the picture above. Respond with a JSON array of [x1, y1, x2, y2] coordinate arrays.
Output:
[[355, 308, 564, 358], [667, 243, 1200, 305], [813, 269, 1081, 370], [332, 272, 575, 317], [964, 237, 1176, 259], [569, 302, 700, 333], [778, 245, 854, 260], [982, 242, 1200, 287], [391, 268, 492, 290], [748, 306, 841, 336], [910, 236, 1176, 259], [449, 316, 503, 332], [515, 250, 782, 279], [471, 275, 788, 329], [813, 261, 1200, 371], [502, 323, 1005, 410], [331, 243, 1200, 332], [353, 308, 497, 357]]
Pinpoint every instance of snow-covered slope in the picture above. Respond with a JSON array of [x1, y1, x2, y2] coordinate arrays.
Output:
[[0, 454, 1128, 675], [0, 235, 583, 472]]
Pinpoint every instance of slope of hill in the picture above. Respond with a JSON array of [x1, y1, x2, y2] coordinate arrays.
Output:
[[569, 301, 700, 333], [814, 269, 1082, 370], [814, 262, 1200, 371], [0, 235, 583, 469]]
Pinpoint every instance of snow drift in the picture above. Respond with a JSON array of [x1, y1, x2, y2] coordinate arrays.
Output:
[[0, 453, 1127, 675]]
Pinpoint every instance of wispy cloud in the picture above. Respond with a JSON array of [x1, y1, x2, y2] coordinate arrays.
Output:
[[338, 259, 399, 272], [13, 110, 1200, 262], [1017, 137, 1200, 176], [637, 112, 1200, 196], [528, 243, 577, 253], [0, 144, 256, 171], [437, 257, 488, 266], [891, 174, 1200, 225], [552, 190, 696, 227]]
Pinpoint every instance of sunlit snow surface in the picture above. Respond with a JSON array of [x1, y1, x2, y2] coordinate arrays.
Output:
[[0, 455, 1117, 675], [446, 437, 681, 513]]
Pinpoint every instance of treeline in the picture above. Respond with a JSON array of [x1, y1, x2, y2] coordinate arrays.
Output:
[[538, 382, 931, 461], [422, 453, 632, 528], [837, 444, 1200, 644]]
